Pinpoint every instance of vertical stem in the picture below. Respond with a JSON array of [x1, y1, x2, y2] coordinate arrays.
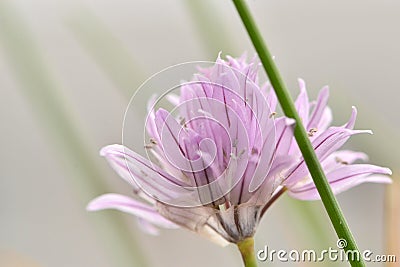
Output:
[[237, 237, 258, 267], [68, 8, 144, 98], [183, 0, 237, 57], [231, 1, 365, 266]]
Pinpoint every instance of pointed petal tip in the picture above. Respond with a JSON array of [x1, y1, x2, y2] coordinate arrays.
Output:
[[137, 218, 161, 236], [367, 129, 373, 135], [297, 78, 306, 91], [86, 194, 109, 212], [350, 106, 358, 120], [86, 203, 98, 212], [155, 108, 174, 126], [364, 129, 373, 135], [321, 85, 330, 92], [347, 128, 373, 136], [318, 85, 330, 100], [358, 152, 369, 161], [99, 145, 113, 156], [285, 118, 296, 126], [216, 51, 223, 62], [240, 51, 248, 60], [367, 166, 394, 177], [345, 106, 358, 129], [385, 167, 393, 176], [365, 174, 392, 184], [86, 194, 179, 229], [147, 94, 159, 112], [86, 193, 130, 212], [99, 144, 124, 157], [86, 201, 95, 211]]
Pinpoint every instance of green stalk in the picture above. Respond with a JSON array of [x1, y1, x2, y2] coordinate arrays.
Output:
[[231, 1, 365, 266], [237, 238, 258, 267], [68, 7, 144, 98], [184, 0, 237, 57]]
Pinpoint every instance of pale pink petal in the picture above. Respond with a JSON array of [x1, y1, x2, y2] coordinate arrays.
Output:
[[145, 94, 161, 144], [295, 78, 310, 124], [246, 117, 294, 196], [265, 84, 278, 113], [288, 165, 392, 200], [284, 126, 371, 186], [316, 106, 333, 133], [136, 218, 162, 235], [245, 102, 279, 192], [307, 86, 329, 130], [274, 117, 296, 157], [100, 144, 194, 204], [344, 106, 357, 129], [154, 108, 196, 174], [166, 93, 180, 106], [322, 150, 369, 172], [87, 194, 178, 229]]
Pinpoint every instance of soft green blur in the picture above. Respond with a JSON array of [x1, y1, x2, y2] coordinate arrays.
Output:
[[0, 1, 398, 267]]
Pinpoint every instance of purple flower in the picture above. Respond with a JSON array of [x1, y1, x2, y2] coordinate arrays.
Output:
[[88, 54, 391, 245]]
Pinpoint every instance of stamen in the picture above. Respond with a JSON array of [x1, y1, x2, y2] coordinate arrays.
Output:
[[335, 157, 349, 165], [269, 111, 277, 118], [308, 128, 318, 137], [178, 116, 186, 126], [238, 149, 246, 157], [232, 139, 238, 147], [218, 204, 226, 211], [218, 200, 232, 211], [145, 138, 157, 149]]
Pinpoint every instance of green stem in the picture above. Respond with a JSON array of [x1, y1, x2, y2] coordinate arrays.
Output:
[[237, 237, 258, 267], [68, 8, 144, 98], [184, 0, 237, 57], [232, 1, 365, 266]]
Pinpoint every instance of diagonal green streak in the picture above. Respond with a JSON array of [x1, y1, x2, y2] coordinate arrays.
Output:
[[232, 1, 365, 266], [68, 7, 143, 98], [183, 0, 237, 58], [0, 2, 148, 267]]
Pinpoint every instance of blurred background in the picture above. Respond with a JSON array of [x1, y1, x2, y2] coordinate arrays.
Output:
[[0, 0, 399, 266]]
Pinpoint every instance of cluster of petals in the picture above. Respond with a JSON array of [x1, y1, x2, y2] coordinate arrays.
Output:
[[88, 54, 391, 245]]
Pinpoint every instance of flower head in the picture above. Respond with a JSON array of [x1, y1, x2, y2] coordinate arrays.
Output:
[[88, 54, 391, 245]]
